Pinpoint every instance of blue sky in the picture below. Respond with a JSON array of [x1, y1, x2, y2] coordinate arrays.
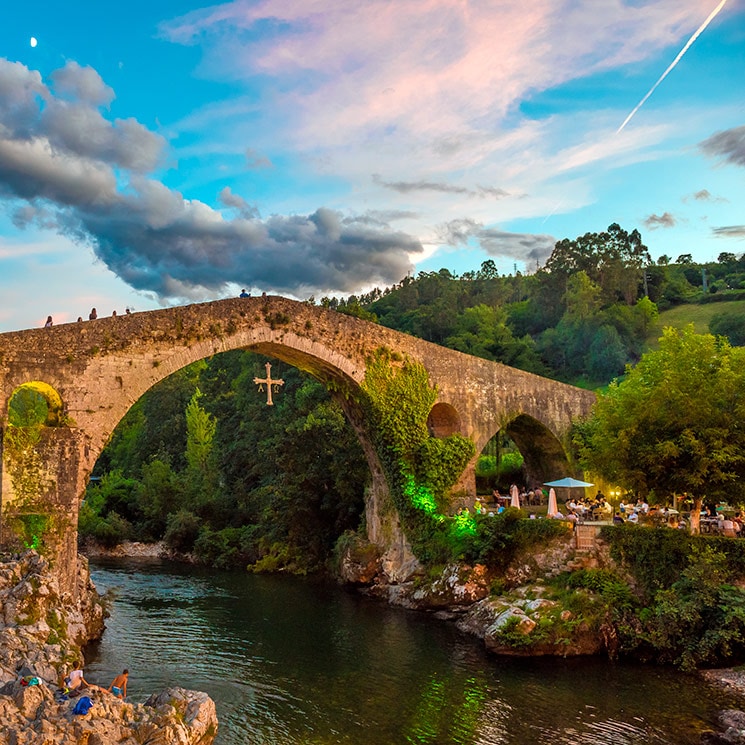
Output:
[[1, 0, 743, 331]]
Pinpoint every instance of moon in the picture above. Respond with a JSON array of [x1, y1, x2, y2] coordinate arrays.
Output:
[[30, 37, 38, 48]]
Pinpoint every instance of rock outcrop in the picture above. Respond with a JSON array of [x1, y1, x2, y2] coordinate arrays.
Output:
[[0, 551, 218, 744], [366, 563, 491, 613], [0, 551, 105, 685], [455, 585, 605, 657], [0, 680, 218, 745], [345, 529, 613, 659]]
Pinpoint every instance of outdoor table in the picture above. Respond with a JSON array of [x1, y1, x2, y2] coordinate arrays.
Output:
[[700, 518, 723, 535]]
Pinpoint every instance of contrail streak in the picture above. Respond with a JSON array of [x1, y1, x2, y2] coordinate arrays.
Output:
[[617, 0, 729, 133]]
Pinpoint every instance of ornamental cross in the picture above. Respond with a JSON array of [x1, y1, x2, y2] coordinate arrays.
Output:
[[253, 362, 284, 406]]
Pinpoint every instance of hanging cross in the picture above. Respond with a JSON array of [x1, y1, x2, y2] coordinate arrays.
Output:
[[253, 362, 284, 406]]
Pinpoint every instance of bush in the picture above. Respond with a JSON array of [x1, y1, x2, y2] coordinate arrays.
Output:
[[642, 545, 745, 670], [193, 526, 244, 568], [600, 525, 745, 600], [709, 310, 745, 346], [462, 511, 569, 567], [79, 510, 131, 548], [599, 524, 692, 599], [164, 510, 201, 553], [557, 568, 636, 611]]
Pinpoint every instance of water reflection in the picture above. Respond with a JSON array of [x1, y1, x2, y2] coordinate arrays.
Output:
[[86, 559, 733, 745]]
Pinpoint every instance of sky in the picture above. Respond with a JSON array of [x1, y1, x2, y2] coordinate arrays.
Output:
[[0, 0, 743, 332]]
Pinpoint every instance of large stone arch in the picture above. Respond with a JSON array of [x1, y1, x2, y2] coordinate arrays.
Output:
[[464, 412, 577, 506], [76, 335, 414, 584]]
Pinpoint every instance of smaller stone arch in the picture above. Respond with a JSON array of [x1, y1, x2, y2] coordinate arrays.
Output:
[[6, 381, 66, 427], [427, 402, 461, 438], [502, 413, 574, 487]]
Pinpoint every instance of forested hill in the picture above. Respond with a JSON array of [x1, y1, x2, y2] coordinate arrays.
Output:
[[327, 226, 745, 388], [77, 226, 744, 571]]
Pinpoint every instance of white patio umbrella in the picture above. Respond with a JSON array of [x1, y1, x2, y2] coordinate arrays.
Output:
[[510, 484, 521, 508], [547, 488, 558, 517]]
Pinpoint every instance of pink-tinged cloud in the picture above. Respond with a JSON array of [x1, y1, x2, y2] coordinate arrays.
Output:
[[162, 0, 716, 148]]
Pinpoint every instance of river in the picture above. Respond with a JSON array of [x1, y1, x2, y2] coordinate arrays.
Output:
[[85, 558, 735, 744]]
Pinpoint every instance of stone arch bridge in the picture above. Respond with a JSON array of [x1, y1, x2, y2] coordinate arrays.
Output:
[[0, 296, 595, 591]]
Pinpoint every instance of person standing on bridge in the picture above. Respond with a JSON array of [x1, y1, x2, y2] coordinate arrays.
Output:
[[44, 315, 53, 328], [89, 308, 97, 320]]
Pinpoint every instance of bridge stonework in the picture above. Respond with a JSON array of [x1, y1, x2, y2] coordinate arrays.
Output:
[[0, 296, 595, 591]]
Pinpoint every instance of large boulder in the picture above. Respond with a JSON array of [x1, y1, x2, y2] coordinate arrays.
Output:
[[457, 589, 604, 657], [367, 563, 491, 610], [336, 534, 381, 585]]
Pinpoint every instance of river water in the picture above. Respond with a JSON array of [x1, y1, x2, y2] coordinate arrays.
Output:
[[85, 558, 735, 744]]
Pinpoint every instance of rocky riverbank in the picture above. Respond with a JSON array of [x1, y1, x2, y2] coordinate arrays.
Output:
[[339, 528, 611, 658], [0, 550, 218, 745]]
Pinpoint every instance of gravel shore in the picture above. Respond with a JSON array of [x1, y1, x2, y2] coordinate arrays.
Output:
[[701, 669, 745, 698]]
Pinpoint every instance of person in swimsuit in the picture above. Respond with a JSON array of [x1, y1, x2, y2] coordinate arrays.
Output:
[[108, 669, 128, 699]]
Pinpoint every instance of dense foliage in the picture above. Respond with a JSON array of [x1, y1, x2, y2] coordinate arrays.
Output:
[[333, 230, 745, 387], [82, 352, 369, 571], [575, 326, 745, 502], [595, 526, 745, 669]]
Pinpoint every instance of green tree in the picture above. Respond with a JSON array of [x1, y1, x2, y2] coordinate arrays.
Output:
[[136, 458, 184, 538], [710, 311, 745, 346], [575, 326, 745, 531], [477, 259, 499, 279], [563, 272, 602, 322], [587, 325, 626, 381], [183, 388, 220, 513], [545, 223, 650, 305], [445, 304, 545, 373]]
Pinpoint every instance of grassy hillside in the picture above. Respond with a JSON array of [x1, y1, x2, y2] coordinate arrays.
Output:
[[648, 299, 745, 347]]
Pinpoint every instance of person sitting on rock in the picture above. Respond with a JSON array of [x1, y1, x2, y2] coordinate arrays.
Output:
[[108, 669, 128, 699], [64, 662, 90, 696]]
